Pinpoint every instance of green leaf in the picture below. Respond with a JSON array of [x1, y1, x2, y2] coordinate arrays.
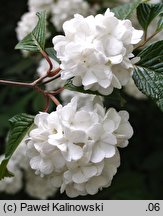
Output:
[[137, 3, 163, 32], [0, 160, 14, 179], [15, 11, 46, 52], [46, 48, 61, 64], [0, 113, 34, 180], [111, 0, 144, 19], [157, 15, 163, 32], [133, 40, 163, 111]]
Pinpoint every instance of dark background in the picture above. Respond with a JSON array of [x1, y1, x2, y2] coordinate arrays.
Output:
[[0, 0, 163, 200]]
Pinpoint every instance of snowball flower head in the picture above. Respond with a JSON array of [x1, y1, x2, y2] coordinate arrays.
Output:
[[51, 0, 97, 31], [53, 8, 143, 95], [27, 96, 133, 197]]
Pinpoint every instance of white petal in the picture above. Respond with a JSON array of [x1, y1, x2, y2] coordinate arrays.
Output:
[[105, 108, 121, 130], [101, 142, 116, 158], [81, 166, 97, 179], [131, 29, 143, 44], [91, 144, 105, 163], [108, 55, 123, 64], [86, 176, 108, 195], [40, 159, 53, 175], [72, 169, 87, 183], [88, 124, 103, 141], [52, 151, 65, 169], [103, 120, 115, 133], [101, 133, 117, 145], [82, 71, 97, 86], [68, 143, 83, 160]]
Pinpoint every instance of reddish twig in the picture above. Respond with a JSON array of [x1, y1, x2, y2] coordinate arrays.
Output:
[[40, 50, 53, 74], [135, 31, 159, 50], [43, 96, 50, 112], [41, 74, 61, 85], [0, 51, 63, 112], [47, 94, 61, 106], [0, 79, 33, 87], [48, 67, 62, 77], [46, 87, 64, 95]]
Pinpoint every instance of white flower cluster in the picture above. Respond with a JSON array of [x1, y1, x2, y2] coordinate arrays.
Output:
[[53, 9, 143, 95], [26, 96, 133, 197]]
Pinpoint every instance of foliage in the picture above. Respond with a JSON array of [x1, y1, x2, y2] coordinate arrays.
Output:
[[133, 40, 163, 111], [137, 3, 163, 32], [112, 0, 144, 19], [0, 114, 34, 180]]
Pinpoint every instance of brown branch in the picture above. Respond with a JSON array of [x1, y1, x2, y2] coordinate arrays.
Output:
[[32, 73, 49, 86], [43, 96, 50, 112], [0, 51, 63, 112], [0, 79, 33, 87], [40, 50, 53, 74], [48, 67, 61, 77], [47, 94, 61, 106], [41, 74, 61, 85], [46, 87, 64, 95]]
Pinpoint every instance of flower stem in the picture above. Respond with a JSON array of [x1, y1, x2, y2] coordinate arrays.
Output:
[[48, 67, 61, 77], [47, 94, 61, 106], [0, 80, 33, 87], [40, 49, 53, 74], [0, 51, 62, 111], [43, 96, 50, 112], [41, 74, 61, 85], [46, 87, 64, 95]]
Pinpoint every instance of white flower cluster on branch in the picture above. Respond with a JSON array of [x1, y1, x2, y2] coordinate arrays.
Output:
[[0, 95, 133, 198], [26, 96, 133, 197], [53, 9, 143, 95], [4, 0, 150, 199]]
